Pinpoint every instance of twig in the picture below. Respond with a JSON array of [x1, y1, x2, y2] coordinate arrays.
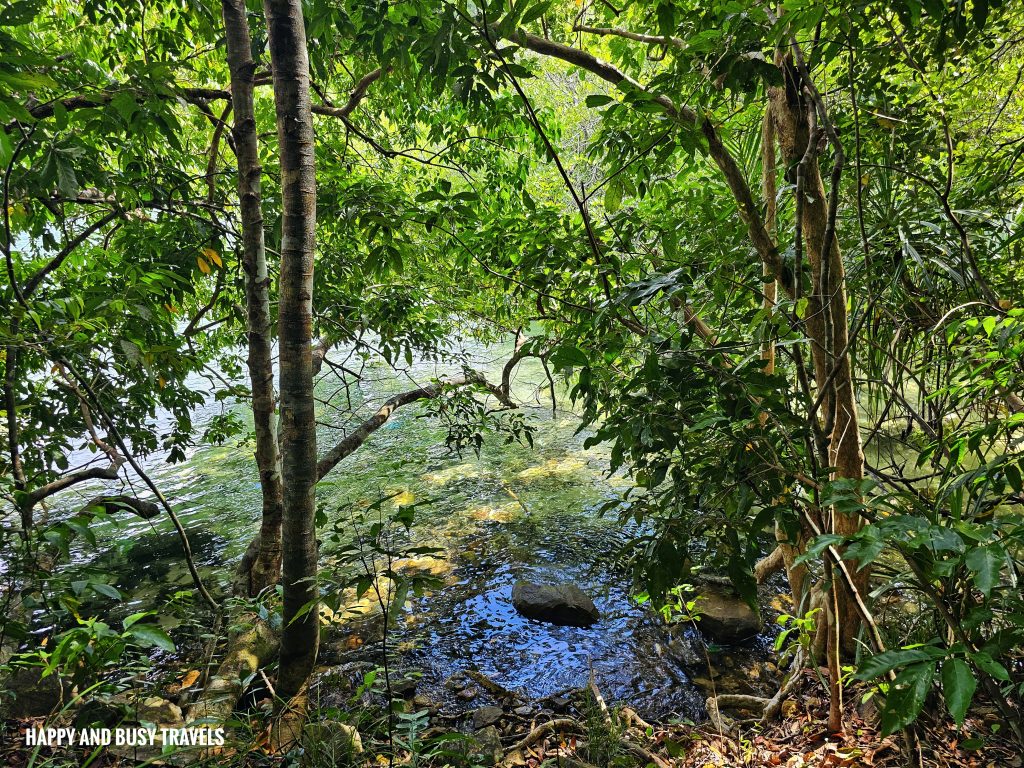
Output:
[[466, 668, 526, 703], [587, 665, 611, 727], [504, 718, 580, 756]]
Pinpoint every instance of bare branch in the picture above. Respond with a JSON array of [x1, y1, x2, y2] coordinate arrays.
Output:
[[21, 210, 120, 298], [310, 68, 384, 120], [316, 370, 515, 482], [573, 24, 684, 48], [19, 465, 122, 511]]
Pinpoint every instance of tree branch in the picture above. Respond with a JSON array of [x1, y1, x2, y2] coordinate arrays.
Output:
[[309, 68, 384, 119], [22, 210, 120, 299], [573, 24, 684, 48], [500, 28, 790, 292], [19, 463, 122, 510], [316, 370, 515, 482]]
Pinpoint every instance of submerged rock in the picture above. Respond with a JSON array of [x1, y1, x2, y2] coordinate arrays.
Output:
[[511, 581, 600, 627], [695, 585, 762, 643], [134, 696, 184, 726], [664, 630, 705, 667]]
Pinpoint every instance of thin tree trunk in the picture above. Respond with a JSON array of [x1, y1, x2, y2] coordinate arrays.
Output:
[[263, 0, 319, 700], [5, 321, 28, 530], [221, 0, 285, 596], [768, 65, 867, 657]]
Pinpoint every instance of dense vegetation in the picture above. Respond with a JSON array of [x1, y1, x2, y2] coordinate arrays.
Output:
[[2, 0, 1023, 765]]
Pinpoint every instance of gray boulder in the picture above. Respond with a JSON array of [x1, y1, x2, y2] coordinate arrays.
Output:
[[3, 667, 64, 717], [695, 585, 762, 643], [512, 581, 599, 627], [473, 705, 504, 729]]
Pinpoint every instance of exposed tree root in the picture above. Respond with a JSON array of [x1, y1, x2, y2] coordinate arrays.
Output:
[[500, 718, 581, 765], [711, 694, 772, 712], [620, 740, 671, 768], [186, 614, 278, 725], [619, 706, 653, 732], [753, 544, 785, 583], [269, 688, 308, 754], [761, 646, 806, 723]]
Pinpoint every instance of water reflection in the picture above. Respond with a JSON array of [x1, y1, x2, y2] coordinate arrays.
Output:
[[56, 342, 712, 719]]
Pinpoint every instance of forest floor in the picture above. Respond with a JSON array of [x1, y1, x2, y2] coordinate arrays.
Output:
[[480, 671, 1022, 768], [6, 674, 1021, 768]]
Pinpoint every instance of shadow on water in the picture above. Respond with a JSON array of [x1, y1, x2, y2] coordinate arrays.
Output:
[[392, 509, 706, 721], [56, 344, 773, 721]]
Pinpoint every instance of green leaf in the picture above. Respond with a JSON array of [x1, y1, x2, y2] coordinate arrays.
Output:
[[89, 582, 122, 600], [604, 179, 622, 214], [854, 648, 932, 681], [1005, 463, 1022, 494], [585, 94, 614, 108], [0, 69, 59, 91], [661, 229, 678, 260], [656, 2, 675, 37], [0, 0, 43, 26], [971, 0, 989, 29], [55, 155, 78, 198], [123, 612, 150, 629], [965, 545, 1001, 597], [941, 658, 976, 726], [110, 91, 138, 122], [126, 624, 176, 652], [880, 661, 934, 735], [520, 1, 552, 25], [969, 651, 1010, 681], [0, 128, 11, 167]]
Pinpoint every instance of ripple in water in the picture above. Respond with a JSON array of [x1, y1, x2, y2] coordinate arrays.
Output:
[[394, 515, 706, 721]]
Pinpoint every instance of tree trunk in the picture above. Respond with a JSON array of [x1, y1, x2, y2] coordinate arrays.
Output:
[[221, 0, 285, 597], [5, 325, 28, 531], [768, 65, 867, 657], [263, 0, 319, 699]]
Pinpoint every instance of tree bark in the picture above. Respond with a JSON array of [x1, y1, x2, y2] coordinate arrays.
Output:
[[263, 0, 319, 699], [221, 0, 285, 597], [186, 614, 278, 725], [5, 322, 27, 529], [82, 495, 160, 520], [767, 63, 866, 656]]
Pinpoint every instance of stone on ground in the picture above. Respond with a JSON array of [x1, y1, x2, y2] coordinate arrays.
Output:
[[695, 584, 762, 643]]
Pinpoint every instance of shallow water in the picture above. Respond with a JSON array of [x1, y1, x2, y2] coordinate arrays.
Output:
[[391, 509, 706, 720], [58, 341, 725, 719]]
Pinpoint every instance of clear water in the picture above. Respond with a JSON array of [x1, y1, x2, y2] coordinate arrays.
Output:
[[58, 341, 711, 719]]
